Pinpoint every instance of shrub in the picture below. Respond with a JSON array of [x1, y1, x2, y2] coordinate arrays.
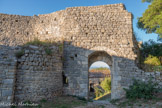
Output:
[[124, 78, 159, 100], [94, 87, 104, 98], [100, 77, 111, 93], [25, 38, 55, 46], [144, 55, 161, 66], [15, 50, 25, 58], [44, 47, 52, 55]]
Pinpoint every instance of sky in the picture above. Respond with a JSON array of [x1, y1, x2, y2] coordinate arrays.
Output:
[[0, 0, 159, 68], [90, 61, 110, 69]]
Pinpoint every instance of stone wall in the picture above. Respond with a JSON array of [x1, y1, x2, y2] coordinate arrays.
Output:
[[0, 11, 64, 46], [14, 44, 63, 102], [111, 56, 162, 99], [0, 3, 161, 102], [0, 46, 17, 103], [62, 4, 139, 99]]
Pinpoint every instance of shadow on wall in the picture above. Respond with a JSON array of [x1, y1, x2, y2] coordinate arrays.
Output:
[[0, 40, 161, 104]]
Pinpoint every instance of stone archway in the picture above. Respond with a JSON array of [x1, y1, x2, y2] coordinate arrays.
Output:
[[88, 51, 113, 99]]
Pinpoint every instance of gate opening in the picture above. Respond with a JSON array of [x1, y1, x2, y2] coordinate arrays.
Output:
[[89, 61, 111, 100]]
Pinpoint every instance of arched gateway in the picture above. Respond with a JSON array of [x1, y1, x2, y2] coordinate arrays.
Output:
[[1, 3, 160, 104]]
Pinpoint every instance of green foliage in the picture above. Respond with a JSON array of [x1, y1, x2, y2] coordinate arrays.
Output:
[[94, 77, 111, 98], [93, 67, 109, 70], [25, 38, 55, 46], [100, 77, 111, 92], [137, 0, 162, 39], [153, 65, 162, 71], [44, 47, 52, 55], [58, 44, 63, 52], [94, 87, 104, 98], [15, 50, 25, 58], [40, 99, 47, 103], [144, 55, 161, 66], [140, 40, 162, 58], [124, 78, 159, 100]]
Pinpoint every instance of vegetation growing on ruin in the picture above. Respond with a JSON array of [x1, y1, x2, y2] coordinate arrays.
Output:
[[25, 38, 56, 46], [94, 77, 111, 99], [15, 50, 25, 58], [124, 78, 159, 100], [140, 40, 162, 72], [137, 0, 162, 40]]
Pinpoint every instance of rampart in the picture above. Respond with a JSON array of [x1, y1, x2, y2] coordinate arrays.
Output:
[[0, 4, 161, 105]]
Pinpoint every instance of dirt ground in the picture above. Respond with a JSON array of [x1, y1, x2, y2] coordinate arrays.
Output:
[[38, 93, 162, 108]]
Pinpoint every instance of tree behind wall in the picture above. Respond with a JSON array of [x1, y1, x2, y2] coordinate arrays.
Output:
[[137, 0, 162, 40]]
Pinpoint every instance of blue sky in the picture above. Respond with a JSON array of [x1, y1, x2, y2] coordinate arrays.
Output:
[[90, 61, 110, 69], [0, 0, 158, 42]]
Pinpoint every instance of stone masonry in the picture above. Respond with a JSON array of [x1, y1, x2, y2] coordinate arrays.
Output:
[[0, 3, 161, 105]]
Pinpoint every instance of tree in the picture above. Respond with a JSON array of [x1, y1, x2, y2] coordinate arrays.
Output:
[[137, 0, 162, 39]]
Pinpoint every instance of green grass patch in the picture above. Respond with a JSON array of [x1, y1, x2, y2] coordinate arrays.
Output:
[[15, 50, 25, 58]]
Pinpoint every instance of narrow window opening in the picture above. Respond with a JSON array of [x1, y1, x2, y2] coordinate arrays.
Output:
[[90, 83, 94, 92], [15, 20, 18, 22], [54, 18, 57, 21], [63, 72, 68, 87], [27, 32, 29, 35], [41, 20, 44, 23], [2, 18, 5, 21], [75, 54, 77, 57], [17, 32, 19, 34], [46, 31, 48, 34]]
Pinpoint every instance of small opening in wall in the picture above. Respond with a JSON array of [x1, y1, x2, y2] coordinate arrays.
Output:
[[85, 32, 88, 35], [15, 20, 18, 22], [27, 21, 29, 24], [17, 32, 19, 34], [90, 83, 94, 92], [54, 18, 57, 21], [2, 18, 5, 21], [75, 54, 77, 57], [46, 31, 48, 34], [37, 32, 39, 34], [70, 56, 74, 60], [98, 81, 101, 85], [127, 42, 130, 45], [41, 20, 44, 23], [27, 32, 29, 35], [63, 72, 68, 86]]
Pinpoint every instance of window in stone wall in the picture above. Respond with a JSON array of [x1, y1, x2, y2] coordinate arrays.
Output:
[[63, 72, 68, 87], [75, 54, 77, 58]]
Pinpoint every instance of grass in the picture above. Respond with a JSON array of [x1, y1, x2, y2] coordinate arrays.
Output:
[[15, 50, 25, 58], [110, 92, 162, 108], [40, 96, 87, 108], [25, 38, 56, 46]]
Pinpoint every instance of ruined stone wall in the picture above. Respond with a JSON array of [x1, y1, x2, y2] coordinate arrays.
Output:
[[112, 56, 162, 99], [14, 44, 63, 102], [0, 45, 17, 104], [1, 3, 159, 101], [0, 11, 64, 46], [62, 4, 139, 98]]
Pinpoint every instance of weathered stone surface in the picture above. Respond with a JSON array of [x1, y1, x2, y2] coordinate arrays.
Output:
[[0, 4, 161, 104]]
